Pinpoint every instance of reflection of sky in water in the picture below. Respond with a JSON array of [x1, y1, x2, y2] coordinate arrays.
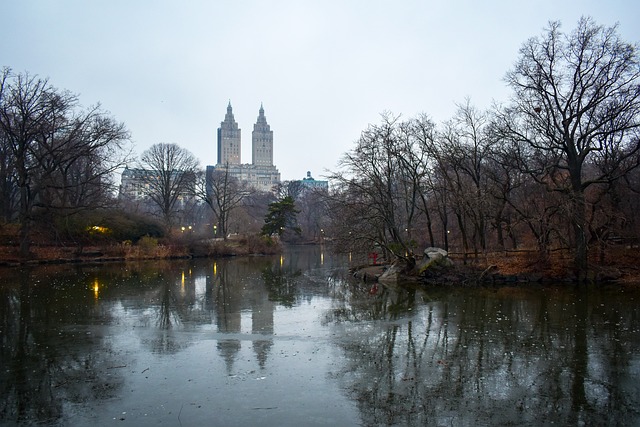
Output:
[[1, 247, 640, 426], [84, 269, 355, 426]]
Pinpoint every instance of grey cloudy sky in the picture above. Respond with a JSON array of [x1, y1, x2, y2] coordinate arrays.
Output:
[[2, 1, 639, 180]]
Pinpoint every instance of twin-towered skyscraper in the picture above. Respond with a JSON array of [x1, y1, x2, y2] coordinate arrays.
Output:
[[217, 101, 273, 167], [210, 102, 280, 192]]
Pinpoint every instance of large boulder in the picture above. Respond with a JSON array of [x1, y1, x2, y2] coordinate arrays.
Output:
[[377, 262, 404, 284], [375, 248, 455, 285], [378, 255, 418, 284], [421, 247, 454, 268]]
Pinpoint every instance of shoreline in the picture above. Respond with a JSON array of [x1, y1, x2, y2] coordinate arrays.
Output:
[[1, 243, 639, 286], [0, 240, 281, 268], [351, 256, 640, 286]]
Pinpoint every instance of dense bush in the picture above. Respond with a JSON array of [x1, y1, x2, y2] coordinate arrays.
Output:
[[51, 209, 164, 244]]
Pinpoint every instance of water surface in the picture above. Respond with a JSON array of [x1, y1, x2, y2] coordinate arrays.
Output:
[[1, 247, 639, 426]]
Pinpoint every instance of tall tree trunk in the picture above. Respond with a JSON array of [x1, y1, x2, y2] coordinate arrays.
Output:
[[425, 209, 435, 247], [455, 211, 469, 265], [18, 184, 30, 258], [572, 190, 588, 282], [16, 158, 31, 259], [496, 217, 505, 251], [568, 154, 588, 282], [419, 192, 435, 247]]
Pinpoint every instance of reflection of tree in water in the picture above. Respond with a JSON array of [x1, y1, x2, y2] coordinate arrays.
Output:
[[262, 266, 301, 307], [150, 280, 188, 354], [0, 268, 124, 425], [137, 265, 199, 354], [324, 280, 417, 324], [158, 280, 180, 329], [329, 285, 640, 426], [0, 259, 230, 424], [91, 261, 208, 354]]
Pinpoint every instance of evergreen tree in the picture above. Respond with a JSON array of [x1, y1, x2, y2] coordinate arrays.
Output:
[[261, 196, 301, 236]]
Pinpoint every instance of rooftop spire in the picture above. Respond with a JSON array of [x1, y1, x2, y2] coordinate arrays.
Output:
[[221, 101, 238, 130], [256, 103, 268, 125]]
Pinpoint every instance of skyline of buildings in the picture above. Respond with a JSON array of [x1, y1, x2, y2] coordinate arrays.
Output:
[[120, 102, 327, 203], [209, 102, 281, 192]]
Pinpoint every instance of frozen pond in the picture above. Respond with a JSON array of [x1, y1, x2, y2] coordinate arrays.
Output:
[[1, 246, 639, 426]]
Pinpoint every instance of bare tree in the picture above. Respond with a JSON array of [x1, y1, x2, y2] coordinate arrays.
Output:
[[138, 143, 199, 231], [496, 17, 640, 280], [295, 186, 329, 242], [270, 180, 330, 242], [0, 129, 18, 222], [242, 190, 277, 235], [436, 100, 497, 257], [0, 68, 130, 256], [400, 115, 438, 248], [329, 113, 416, 259], [274, 180, 305, 201], [197, 166, 253, 240]]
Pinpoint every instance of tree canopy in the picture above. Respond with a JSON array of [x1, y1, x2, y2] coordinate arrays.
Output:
[[138, 142, 199, 231], [497, 17, 640, 279], [0, 68, 130, 256], [327, 17, 640, 279]]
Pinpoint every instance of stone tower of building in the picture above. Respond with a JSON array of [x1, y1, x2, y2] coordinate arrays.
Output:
[[251, 104, 273, 166], [217, 101, 241, 165], [209, 102, 280, 193]]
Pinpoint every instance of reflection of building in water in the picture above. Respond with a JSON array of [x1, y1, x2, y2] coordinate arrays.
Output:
[[213, 262, 243, 373], [198, 249, 337, 373], [207, 258, 276, 372], [251, 284, 274, 369], [217, 339, 241, 374]]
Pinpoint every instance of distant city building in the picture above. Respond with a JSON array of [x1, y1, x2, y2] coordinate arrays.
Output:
[[298, 171, 328, 191], [119, 167, 152, 199], [252, 104, 273, 167], [209, 102, 280, 193], [118, 167, 194, 207], [217, 102, 241, 165], [120, 102, 282, 205]]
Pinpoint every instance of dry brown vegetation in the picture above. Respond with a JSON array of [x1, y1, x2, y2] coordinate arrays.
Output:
[[450, 245, 640, 284], [0, 233, 283, 266]]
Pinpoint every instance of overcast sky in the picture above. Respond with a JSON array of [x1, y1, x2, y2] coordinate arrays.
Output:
[[2, 1, 639, 181]]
